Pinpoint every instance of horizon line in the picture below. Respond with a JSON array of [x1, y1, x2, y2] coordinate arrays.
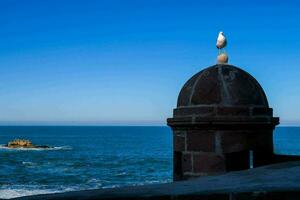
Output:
[[0, 121, 300, 127], [0, 121, 167, 126]]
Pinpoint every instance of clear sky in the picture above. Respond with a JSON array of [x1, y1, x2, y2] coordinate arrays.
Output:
[[0, 0, 300, 125]]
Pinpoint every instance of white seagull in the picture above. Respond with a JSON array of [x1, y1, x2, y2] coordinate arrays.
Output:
[[216, 31, 227, 51]]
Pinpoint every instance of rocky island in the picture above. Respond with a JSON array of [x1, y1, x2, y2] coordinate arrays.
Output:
[[5, 139, 50, 149]]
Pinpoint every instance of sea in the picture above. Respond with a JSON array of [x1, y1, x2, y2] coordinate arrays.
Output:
[[0, 126, 299, 199]]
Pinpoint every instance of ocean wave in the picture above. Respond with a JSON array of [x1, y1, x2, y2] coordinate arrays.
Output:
[[0, 145, 72, 151], [102, 185, 120, 189], [115, 172, 128, 176], [0, 179, 172, 199], [0, 189, 59, 199], [21, 161, 35, 165]]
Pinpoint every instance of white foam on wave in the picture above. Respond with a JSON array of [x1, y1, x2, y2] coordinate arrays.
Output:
[[22, 161, 35, 165], [0, 185, 88, 199], [0, 179, 172, 199], [0, 145, 72, 151], [0, 189, 59, 199]]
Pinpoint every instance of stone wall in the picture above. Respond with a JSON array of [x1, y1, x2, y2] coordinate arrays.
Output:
[[13, 161, 300, 200]]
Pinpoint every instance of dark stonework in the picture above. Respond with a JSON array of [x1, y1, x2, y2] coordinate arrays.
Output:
[[176, 65, 269, 108], [225, 150, 250, 171], [182, 153, 192, 173], [174, 133, 185, 152], [173, 151, 183, 180], [193, 153, 225, 173], [217, 131, 251, 153], [167, 64, 279, 181], [186, 131, 215, 152], [217, 107, 250, 116]]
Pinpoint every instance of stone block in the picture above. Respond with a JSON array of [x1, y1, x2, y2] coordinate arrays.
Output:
[[218, 131, 250, 153], [186, 131, 215, 152], [182, 153, 192, 173], [225, 150, 250, 171], [252, 149, 274, 167], [174, 134, 186, 152], [252, 107, 273, 116], [249, 131, 273, 150], [173, 151, 183, 181], [217, 107, 250, 116], [173, 106, 216, 117], [193, 153, 225, 173]]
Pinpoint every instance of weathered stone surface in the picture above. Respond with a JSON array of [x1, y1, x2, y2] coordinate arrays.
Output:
[[193, 153, 225, 173], [253, 150, 275, 167], [174, 106, 216, 117], [190, 66, 222, 105], [186, 131, 215, 152], [173, 151, 183, 180], [252, 107, 273, 116], [225, 150, 250, 171], [177, 64, 269, 108], [217, 131, 251, 153], [182, 153, 192, 173], [217, 107, 250, 116], [174, 134, 185, 152], [248, 131, 274, 151]]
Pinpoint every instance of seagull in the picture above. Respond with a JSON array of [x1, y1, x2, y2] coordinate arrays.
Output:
[[216, 31, 227, 54]]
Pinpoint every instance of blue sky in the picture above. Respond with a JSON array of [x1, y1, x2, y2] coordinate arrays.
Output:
[[0, 0, 299, 125]]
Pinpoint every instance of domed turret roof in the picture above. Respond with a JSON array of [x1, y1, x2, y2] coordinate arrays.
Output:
[[177, 64, 269, 108]]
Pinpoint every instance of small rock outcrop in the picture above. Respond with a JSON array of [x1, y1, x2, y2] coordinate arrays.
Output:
[[5, 139, 49, 148]]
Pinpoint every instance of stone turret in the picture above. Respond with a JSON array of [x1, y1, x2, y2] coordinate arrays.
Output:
[[167, 64, 279, 180]]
